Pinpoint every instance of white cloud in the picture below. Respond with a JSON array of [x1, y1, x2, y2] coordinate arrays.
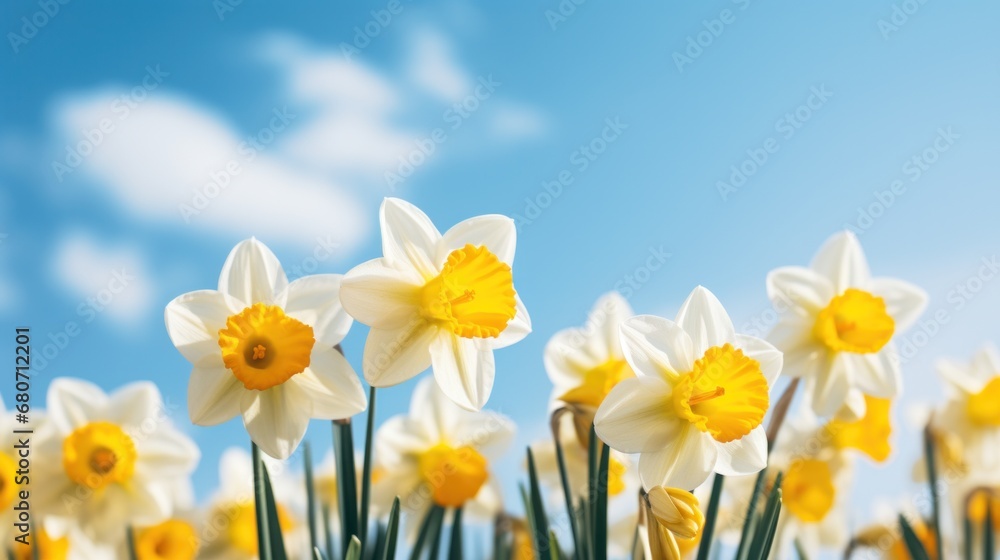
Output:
[[50, 91, 368, 253], [406, 29, 471, 102], [489, 102, 548, 140], [51, 233, 153, 325]]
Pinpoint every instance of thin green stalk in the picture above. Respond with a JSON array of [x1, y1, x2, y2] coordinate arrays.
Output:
[[985, 502, 994, 560], [735, 468, 768, 560], [923, 426, 944, 560], [587, 425, 598, 556], [593, 443, 610, 560], [550, 410, 584, 559], [427, 508, 446, 560], [334, 419, 360, 556], [360, 387, 377, 550], [448, 507, 464, 560], [899, 515, 931, 560], [527, 449, 552, 557], [304, 443, 319, 555], [322, 504, 335, 560], [126, 526, 137, 560], [253, 443, 274, 560], [695, 474, 725, 560], [410, 505, 445, 560], [381, 498, 401, 560]]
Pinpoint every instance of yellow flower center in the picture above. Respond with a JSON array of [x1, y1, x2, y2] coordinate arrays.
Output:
[[559, 359, 633, 409], [13, 528, 69, 560], [418, 443, 489, 507], [827, 395, 892, 462], [218, 303, 315, 391], [136, 519, 199, 560], [672, 344, 769, 443], [62, 421, 137, 490], [967, 376, 1000, 426], [782, 459, 835, 523], [420, 244, 517, 338], [225, 501, 294, 555], [0, 453, 19, 511], [814, 288, 895, 354]]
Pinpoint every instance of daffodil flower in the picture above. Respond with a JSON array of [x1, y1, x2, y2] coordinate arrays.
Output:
[[132, 518, 200, 560], [933, 344, 1000, 473], [371, 377, 513, 535], [33, 379, 199, 544], [339, 198, 531, 411], [545, 292, 635, 414], [644, 486, 704, 560], [766, 231, 927, 419], [165, 238, 367, 459], [594, 286, 782, 490]]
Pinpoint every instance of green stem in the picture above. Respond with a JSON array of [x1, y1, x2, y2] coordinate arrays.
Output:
[[695, 474, 725, 560]]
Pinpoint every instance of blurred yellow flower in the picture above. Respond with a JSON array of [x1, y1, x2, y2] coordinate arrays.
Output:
[[826, 394, 893, 462], [594, 286, 782, 490], [340, 198, 531, 411], [165, 237, 367, 459], [766, 231, 927, 419], [135, 519, 199, 560], [933, 344, 1000, 473]]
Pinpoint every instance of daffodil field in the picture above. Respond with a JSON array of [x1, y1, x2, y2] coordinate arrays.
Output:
[[19, 198, 1000, 560]]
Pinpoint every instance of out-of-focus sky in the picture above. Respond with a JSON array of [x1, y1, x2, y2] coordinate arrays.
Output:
[[2, 0, 999, 544]]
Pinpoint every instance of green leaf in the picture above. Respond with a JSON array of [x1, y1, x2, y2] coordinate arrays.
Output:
[[549, 531, 564, 560], [735, 469, 767, 560], [125, 526, 137, 560], [593, 443, 610, 560], [985, 501, 994, 560], [381, 498, 401, 560], [793, 538, 809, 560], [262, 459, 290, 560], [899, 514, 932, 560], [964, 513, 974, 560], [334, 419, 360, 557], [752, 476, 783, 560], [587, 424, 598, 552], [314, 547, 327, 560], [345, 536, 363, 560], [696, 473, 726, 560], [321, 503, 335, 560], [527, 448, 552, 557], [409, 504, 445, 560], [923, 426, 944, 560], [427, 508, 446, 560], [253, 443, 275, 560], [304, 443, 319, 555], [550, 412, 584, 559], [448, 507, 465, 560], [360, 387, 377, 550]]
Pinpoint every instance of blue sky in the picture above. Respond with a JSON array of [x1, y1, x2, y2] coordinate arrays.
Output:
[[2, 0, 999, 542]]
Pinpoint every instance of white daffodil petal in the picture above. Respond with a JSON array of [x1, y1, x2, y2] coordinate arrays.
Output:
[[714, 426, 767, 476], [638, 429, 717, 491], [440, 214, 517, 265], [544, 328, 602, 390], [218, 238, 289, 306], [374, 416, 430, 464], [164, 290, 239, 367], [972, 344, 1000, 382], [675, 286, 737, 355], [411, 377, 461, 443], [847, 347, 900, 399], [380, 197, 443, 278], [766, 266, 836, 315], [837, 389, 867, 421], [808, 354, 851, 417], [782, 343, 825, 380], [282, 274, 353, 347], [619, 315, 695, 381], [188, 365, 243, 426], [494, 295, 531, 350], [241, 385, 308, 460], [340, 258, 424, 329], [135, 427, 200, 479], [809, 231, 871, 293], [454, 411, 516, 459], [110, 381, 164, 428], [870, 277, 928, 332], [362, 322, 437, 387], [430, 334, 496, 411], [735, 334, 784, 385], [47, 378, 109, 433], [292, 349, 367, 420], [594, 376, 681, 453], [592, 291, 634, 358], [937, 358, 982, 395], [767, 314, 818, 357]]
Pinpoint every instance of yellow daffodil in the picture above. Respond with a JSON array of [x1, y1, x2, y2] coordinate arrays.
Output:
[[932, 344, 1000, 473], [165, 238, 367, 459], [199, 448, 306, 560], [371, 377, 513, 535], [33, 379, 199, 544], [545, 292, 636, 418], [594, 286, 782, 490], [766, 231, 927, 418], [825, 394, 893, 462], [645, 486, 704, 560], [339, 198, 531, 411]]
